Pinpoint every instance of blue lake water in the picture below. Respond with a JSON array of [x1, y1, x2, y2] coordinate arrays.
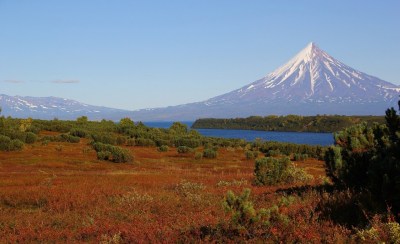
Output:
[[144, 121, 334, 146]]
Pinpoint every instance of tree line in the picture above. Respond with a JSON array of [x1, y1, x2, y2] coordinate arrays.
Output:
[[192, 115, 385, 133]]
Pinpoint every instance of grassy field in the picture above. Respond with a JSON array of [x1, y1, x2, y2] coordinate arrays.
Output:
[[0, 131, 341, 242]]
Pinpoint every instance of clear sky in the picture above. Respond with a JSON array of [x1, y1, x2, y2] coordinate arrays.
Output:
[[1, 0, 399, 110]]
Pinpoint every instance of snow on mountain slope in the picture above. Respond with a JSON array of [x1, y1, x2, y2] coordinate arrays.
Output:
[[207, 42, 400, 105], [130, 42, 400, 120], [0, 94, 131, 120], [1, 42, 399, 121]]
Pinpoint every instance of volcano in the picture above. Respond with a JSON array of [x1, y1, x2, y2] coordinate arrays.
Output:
[[130, 42, 400, 120], [2, 42, 399, 121]]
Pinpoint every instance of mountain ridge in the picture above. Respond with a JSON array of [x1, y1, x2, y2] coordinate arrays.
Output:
[[129, 42, 400, 120], [0, 94, 131, 120], [1, 42, 399, 121]]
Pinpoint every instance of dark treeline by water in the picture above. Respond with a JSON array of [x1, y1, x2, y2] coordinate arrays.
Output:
[[192, 115, 385, 133], [144, 121, 333, 146]]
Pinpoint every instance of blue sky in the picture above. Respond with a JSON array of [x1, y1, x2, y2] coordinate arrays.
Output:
[[1, 0, 399, 110]]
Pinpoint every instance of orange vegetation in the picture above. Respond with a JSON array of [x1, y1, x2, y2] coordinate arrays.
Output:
[[0, 134, 343, 242]]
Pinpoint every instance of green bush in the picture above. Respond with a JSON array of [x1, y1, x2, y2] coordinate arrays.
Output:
[[203, 148, 217, 158], [69, 128, 87, 138], [110, 146, 133, 163], [0, 135, 11, 151], [254, 156, 312, 185], [116, 136, 127, 145], [126, 138, 135, 146], [223, 188, 257, 227], [177, 146, 193, 154], [158, 145, 169, 152], [325, 101, 400, 214], [24, 132, 37, 144], [135, 138, 156, 147], [91, 133, 116, 145], [97, 151, 112, 161], [245, 150, 259, 160], [155, 138, 170, 147], [173, 138, 201, 148], [60, 134, 80, 143], [293, 153, 308, 161], [92, 142, 133, 163], [265, 149, 280, 157], [194, 152, 203, 160], [10, 139, 24, 151], [223, 189, 292, 233], [254, 157, 291, 185]]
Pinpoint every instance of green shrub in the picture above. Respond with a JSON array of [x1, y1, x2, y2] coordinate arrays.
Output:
[[135, 138, 156, 147], [353, 216, 400, 243], [173, 138, 201, 148], [92, 142, 133, 163], [91, 133, 116, 145], [69, 128, 87, 138], [254, 157, 290, 185], [110, 146, 133, 163], [41, 140, 50, 146], [265, 149, 280, 157], [285, 163, 313, 183], [97, 151, 112, 161], [58, 134, 80, 143], [0, 135, 11, 151], [177, 146, 193, 154], [116, 136, 127, 145], [223, 188, 257, 227], [24, 132, 37, 144], [10, 139, 24, 151], [126, 138, 135, 146], [155, 138, 170, 147], [158, 145, 169, 152], [245, 150, 259, 160], [254, 156, 312, 185], [194, 152, 203, 160], [293, 153, 308, 161], [324, 102, 400, 214], [223, 189, 292, 232], [203, 148, 217, 158]]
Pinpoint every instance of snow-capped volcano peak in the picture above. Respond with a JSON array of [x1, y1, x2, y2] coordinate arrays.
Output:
[[265, 41, 353, 94], [186, 42, 400, 117], [2, 43, 399, 121], [208, 42, 400, 105]]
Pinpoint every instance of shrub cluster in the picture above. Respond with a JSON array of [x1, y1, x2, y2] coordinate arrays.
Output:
[[177, 146, 193, 154], [158, 145, 169, 152], [254, 157, 312, 185], [0, 135, 24, 151], [92, 142, 133, 163], [69, 128, 87, 138], [203, 148, 217, 158], [194, 152, 203, 160], [245, 150, 259, 160], [135, 138, 156, 147], [325, 101, 400, 214], [265, 149, 281, 157], [293, 153, 309, 161]]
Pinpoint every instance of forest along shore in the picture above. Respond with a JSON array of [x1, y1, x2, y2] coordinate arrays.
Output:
[[191, 115, 385, 133]]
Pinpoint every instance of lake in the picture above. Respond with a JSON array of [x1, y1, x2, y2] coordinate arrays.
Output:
[[144, 121, 334, 146]]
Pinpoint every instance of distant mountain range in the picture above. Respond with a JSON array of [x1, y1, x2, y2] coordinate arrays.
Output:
[[1, 42, 399, 121], [0, 95, 131, 120], [129, 42, 400, 120]]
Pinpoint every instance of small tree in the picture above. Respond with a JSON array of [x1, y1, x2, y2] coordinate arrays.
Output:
[[325, 99, 400, 214], [254, 157, 290, 185], [169, 122, 188, 134], [223, 188, 257, 227], [203, 148, 217, 158]]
